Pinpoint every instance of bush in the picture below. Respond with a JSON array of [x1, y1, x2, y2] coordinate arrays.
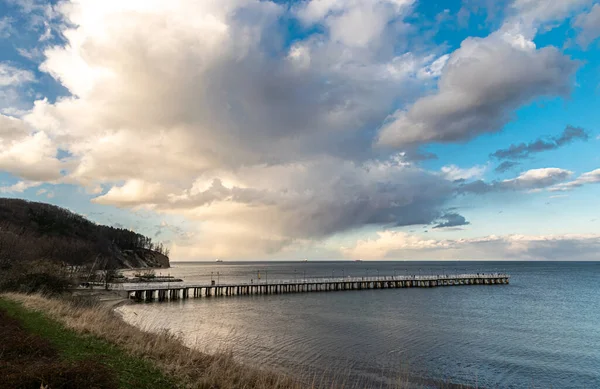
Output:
[[0, 272, 72, 295]]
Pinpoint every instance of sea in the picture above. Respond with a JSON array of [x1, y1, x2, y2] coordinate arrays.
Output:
[[116, 261, 600, 389]]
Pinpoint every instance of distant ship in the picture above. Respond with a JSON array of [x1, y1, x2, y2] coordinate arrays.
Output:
[[302, 258, 308, 262], [354, 259, 363, 262], [215, 258, 223, 262]]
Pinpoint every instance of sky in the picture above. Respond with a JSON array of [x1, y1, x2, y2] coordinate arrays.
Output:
[[0, 0, 599, 261]]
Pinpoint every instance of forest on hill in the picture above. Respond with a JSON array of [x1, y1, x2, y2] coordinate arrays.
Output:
[[0, 198, 170, 292]]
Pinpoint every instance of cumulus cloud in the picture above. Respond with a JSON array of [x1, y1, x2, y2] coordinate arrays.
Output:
[[0, 0, 465, 258], [0, 0, 589, 258], [460, 168, 572, 194], [376, 30, 578, 147], [0, 114, 65, 181], [128, 157, 455, 240], [341, 231, 600, 260], [491, 125, 589, 160], [573, 4, 600, 48], [21, 0, 435, 180], [376, 0, 587, 150]]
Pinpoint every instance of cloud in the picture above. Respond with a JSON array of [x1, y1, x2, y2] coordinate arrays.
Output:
[[0, 0, 589, 259], [433, 213, 470, 229], [440, 164, 486, 181], [460, 168, 572, 194], [3, 0, 466, 258], [135, 157, 455, 240], [0, 17, 12, 38], [0, 63, 36, 115], [491, 125, 589, 160], [573, 4, 600, 48], [0, 180, 41, 193], [549, 168, 600, 192], [0, 114, 65, 181], [341, 231, 600, 260], [495, 161, 521, 173], [93, 179, 164, 207], [295, 0, 414, 48], [510, 0, 591, 27], [376, 30, 578, 147], [0, 63, 34, 87]]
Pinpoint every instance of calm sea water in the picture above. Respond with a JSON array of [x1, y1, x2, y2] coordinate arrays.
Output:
[[117, 261, 600, 388]]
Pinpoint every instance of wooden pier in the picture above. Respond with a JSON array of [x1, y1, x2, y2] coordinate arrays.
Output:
[[116, 273, 510, 302]]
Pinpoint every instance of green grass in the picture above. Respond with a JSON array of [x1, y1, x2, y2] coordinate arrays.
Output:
[[0, 297, 180, 389]]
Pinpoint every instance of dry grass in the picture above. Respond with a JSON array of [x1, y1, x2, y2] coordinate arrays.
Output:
[[2, 293, 305, 389]]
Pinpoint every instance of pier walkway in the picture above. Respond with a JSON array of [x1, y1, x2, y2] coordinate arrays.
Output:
[[114, 273, 510, 302]]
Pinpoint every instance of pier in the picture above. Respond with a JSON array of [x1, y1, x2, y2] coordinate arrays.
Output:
[[116, 273, 510, 302]]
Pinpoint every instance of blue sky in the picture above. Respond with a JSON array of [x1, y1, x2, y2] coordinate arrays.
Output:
[[0, 0, 599, 261]]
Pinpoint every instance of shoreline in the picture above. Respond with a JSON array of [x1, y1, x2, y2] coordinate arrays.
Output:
[[72, 288, 133, 309], [2, 292, 305, 389]]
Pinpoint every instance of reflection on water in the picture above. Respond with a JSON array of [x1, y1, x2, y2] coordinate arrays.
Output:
[[117, 261, 600, 388]]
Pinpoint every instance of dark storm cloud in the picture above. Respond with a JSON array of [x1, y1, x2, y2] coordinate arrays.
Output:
[[494, 161, 521, 173], [433, 212, 470, 229]]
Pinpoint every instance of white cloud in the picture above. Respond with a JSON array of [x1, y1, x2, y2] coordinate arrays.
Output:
[[0, 63, 36, 114], [460, 168, 572, 194], [503, 168, 572, 188], [0, 17, 12, 38], [342, 231, 600, 261], [549, 168, 600, 192], [510, 0, 592, 31], [440, 164, 486, 181], [93, 179, 164, 206], [0, 63, 34, 87], [0, 180, 41, 193], [0, 114, 65, 181]]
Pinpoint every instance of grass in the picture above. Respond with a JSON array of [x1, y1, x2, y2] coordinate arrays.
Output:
[[0, 297, 178, 389]]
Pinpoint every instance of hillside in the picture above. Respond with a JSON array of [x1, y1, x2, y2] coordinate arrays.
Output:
[[0, 198, 169, 270]]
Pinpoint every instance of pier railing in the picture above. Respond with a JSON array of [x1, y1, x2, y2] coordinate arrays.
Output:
[[111, 273, 509, 291], [110, 273, 510, 301]]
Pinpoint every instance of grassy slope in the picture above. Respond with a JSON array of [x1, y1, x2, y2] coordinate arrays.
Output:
[[0, 297, 178, 389]]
